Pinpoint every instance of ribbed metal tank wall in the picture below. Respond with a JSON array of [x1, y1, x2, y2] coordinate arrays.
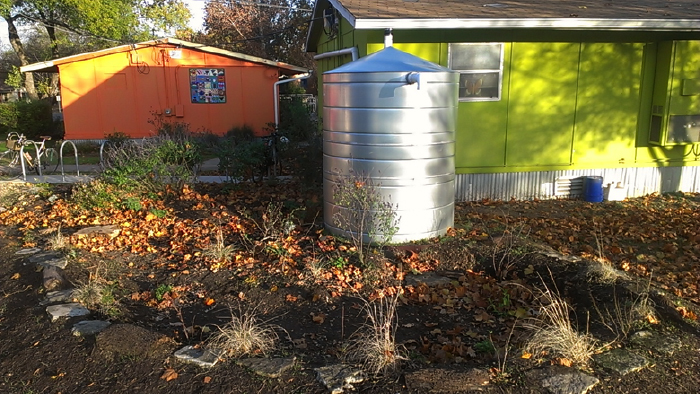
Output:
[[322, 46, 459, 243]]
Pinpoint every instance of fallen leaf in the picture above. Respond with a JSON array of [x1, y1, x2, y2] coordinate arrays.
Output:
[[203, 376, 212, 384], [677, 306, 698, 320], [311, 312, 325, 324], [204, 298, 215, 306], [524, 265, 534, 275], [557, 358, 573, 367], [286, 294, 298, 302], [10, 272, 20, 280], [521, 351, 532, 359], [161, 368, 178, 381]]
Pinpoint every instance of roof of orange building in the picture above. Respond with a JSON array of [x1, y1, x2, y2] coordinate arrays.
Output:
[[21, 38, 308, 75]]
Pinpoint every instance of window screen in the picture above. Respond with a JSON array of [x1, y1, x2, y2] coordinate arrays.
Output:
[[449, 43, 503, 101]]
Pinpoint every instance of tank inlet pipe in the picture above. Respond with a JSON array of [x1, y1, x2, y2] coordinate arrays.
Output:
[[406, 72, 421, 90], [274, 73, 312, 129], [384, 28, 393, 48], [313, 47, 358, 62]]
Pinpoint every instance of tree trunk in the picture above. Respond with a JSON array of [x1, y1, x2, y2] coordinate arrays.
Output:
[[45, 24, 61, 97], [6, 15, 39, 100]]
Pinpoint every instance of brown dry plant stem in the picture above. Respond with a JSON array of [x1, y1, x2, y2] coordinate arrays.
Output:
[[203, 225, 236, 270], [591, 275, 656, 341], [345, 291, 407, 375], [488, 217, 531, 280]]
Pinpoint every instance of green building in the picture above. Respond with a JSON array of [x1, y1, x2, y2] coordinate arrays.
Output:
[[306, 0, 700, 200]]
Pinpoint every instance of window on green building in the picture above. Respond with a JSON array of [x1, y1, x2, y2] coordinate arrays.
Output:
[[449, 43, 503, 101]]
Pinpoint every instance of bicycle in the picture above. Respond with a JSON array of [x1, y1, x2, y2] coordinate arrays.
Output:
[[1, 133, 60, 174], [261, 132, 289, 177], [0, 132, 22, 167]]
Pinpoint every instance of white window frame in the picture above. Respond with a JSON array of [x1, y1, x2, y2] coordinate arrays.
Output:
[[448, 43, 504, 102]]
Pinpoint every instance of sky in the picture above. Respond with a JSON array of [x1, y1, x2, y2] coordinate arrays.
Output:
[[0, 0, 208, 49]]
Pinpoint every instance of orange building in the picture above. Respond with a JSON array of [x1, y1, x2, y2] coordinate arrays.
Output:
[[21, 38, 308, 140]]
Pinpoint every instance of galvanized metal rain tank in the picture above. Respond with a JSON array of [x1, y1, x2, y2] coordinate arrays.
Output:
[[323, 46, 459, 243]]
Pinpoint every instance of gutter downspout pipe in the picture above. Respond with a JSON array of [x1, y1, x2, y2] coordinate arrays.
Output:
[[313, 47, 358, 62], [274, 73, 311, 129]]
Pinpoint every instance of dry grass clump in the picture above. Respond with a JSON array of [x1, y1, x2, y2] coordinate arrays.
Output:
[[202, 227, 236, 267], [73, 272, 119, 317], [47, 226, 69, 251], [586, 261, 625, 284], [523, 281, 597, 366], [207, 306, 278, 358], [345, 292, 407, 375]]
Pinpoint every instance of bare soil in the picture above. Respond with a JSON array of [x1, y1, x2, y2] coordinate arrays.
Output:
[[1, 182, 700, 394]]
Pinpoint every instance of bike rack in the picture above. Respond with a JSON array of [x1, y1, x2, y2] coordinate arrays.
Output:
[[99, 140, 110, 171], [19, 140, 41, 180], [59, 140, 80, 180]]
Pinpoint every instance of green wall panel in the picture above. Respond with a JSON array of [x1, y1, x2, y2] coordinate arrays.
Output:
[[506, 43, 580, 166], [573, 43, 643, 165], [455, 44, 511, 169]]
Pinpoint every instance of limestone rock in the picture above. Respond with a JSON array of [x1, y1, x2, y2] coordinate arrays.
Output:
[[236, 357, 295, 378], [74, 225, 120, 239], [29, 252, 67, 269], [15, 247, 42, 255], [593, 348, 649, 375], [72, 320, 112, 336], [405, 368, 490, 393], [526, 367, 599, 394], [40, 289, 76, 306], [46, 303, 90, 322], [174, 345, 220, 368], [315, 364, 365, 394], [42, 265, 65, 291], [405, 272, 453, 288], [629, 330, 682, 356]]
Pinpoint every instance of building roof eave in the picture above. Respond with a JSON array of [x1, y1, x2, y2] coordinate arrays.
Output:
[[20, 38, 308, 75], [353, 18, 700, 31]]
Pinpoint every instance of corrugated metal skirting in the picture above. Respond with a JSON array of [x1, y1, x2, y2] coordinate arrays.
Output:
[[455, 166, 700, 201]]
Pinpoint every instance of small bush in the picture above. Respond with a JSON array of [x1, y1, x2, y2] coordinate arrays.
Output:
[[105, 131, 130, 149], [101, 132, 201, 192], [278, 96, 318, 142], [216, 138, 266, 182], [0, 100, 59, 140], [70, 179, 120, 210], [331, 169, 400, 267], [225, 124, 256, 143]]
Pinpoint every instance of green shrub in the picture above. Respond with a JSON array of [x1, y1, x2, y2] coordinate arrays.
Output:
[[105, 131, 130, 149], [0, 100, 59, 140], [226, 124, 256, 143], [216, 138, 266, 182], [278, 97, 318, 142], [101, 132, 201, 193]]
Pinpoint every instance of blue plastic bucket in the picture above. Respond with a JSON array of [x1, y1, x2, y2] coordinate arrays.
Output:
[[583, 176, 604, 202]]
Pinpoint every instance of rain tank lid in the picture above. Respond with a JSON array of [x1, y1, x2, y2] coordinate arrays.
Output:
[[324, 46, 453, 74]]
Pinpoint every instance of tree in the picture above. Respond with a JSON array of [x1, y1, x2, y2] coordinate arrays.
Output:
[[202, 0, 314, 69], [0, 0, 191, 100]]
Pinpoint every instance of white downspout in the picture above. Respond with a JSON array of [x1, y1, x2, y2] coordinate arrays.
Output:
[[313, 47, 358, 62], [274, 73, 311, 129]]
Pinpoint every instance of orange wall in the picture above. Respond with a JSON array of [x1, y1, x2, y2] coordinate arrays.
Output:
[[58, 44, 282, 139]]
